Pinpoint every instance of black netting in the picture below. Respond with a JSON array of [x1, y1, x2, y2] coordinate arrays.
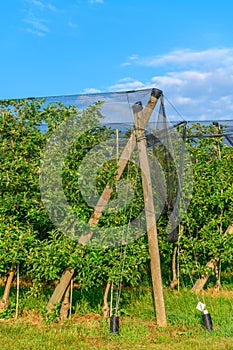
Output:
[[1, 88, 232, 246], [185, 119, 233, 146]]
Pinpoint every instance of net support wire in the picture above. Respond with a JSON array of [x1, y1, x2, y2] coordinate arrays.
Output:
[[109, 126, 136, 334]]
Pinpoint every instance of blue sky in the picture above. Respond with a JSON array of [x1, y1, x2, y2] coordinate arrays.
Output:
[[1, 0, 233, 121]]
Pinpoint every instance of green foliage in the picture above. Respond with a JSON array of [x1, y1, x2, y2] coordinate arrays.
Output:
[[179, 123, 233, 280], [0, 219, 36, 274], [0, 301, 16, 319], [0, 97, 233, 292]]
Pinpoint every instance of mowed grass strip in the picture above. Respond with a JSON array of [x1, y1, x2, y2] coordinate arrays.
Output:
[[0, 317, 233, 350], [0, 287, 232, 349]]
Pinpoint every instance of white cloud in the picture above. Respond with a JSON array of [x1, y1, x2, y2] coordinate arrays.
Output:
[[26, 0, 59, 12], [133, 48, 233, 68], [115, 48, 233, 121], [22, 0, 60, 36], [109, 78, 145, 91], [25, 27, 46, 37], [47, 3, 59, 12], [82, 88, 102, 94], [88, 0, 104, 3], [28, 0, 44, 8], [151, 75, 184, 86], [24, 17, 50, 33], [175, 96, 192, 105], [121, 54, 139, 67]]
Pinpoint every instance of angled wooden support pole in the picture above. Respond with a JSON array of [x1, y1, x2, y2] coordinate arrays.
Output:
[[46, 267, 74, 312], [192, 222, 233, 293], [133, 100, 167, 328]]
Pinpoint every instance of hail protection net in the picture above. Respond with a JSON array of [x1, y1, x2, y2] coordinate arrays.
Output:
[[185, 120, 233, 146], [1, 88, 232, 247], [38, 88, 176, 247]]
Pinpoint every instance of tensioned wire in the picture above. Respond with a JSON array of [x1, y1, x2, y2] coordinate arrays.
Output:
[[113, 92, 142, 317]]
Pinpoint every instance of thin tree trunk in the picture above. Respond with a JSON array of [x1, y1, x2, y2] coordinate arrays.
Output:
[[170, 226, 183, 289], [15, 264, 20, 318], [192, 222, 233, 293], [102, 282, 111, 317], [0, 266, 14, 310], [170, 245, 178, 289], [213, 262, 221, 293]]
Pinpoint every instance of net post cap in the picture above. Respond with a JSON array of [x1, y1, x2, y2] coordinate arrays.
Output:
[[132, 101, 143, 113], [151, 88, 162, 99]]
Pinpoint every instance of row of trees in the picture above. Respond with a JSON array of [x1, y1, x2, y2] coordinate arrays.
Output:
[[0, 98, 232, 316]]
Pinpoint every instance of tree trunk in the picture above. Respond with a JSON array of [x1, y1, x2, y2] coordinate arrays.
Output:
[[60, 284, 71, 321], [192, 222, 233, 293], [102, 282, 111, 317], [213, 262, 221, 293], [0, 266, 14, 310], [170, 226, 183, 289], [170, 245, 178, 289]]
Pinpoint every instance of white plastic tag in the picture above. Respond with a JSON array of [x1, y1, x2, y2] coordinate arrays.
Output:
[[196, 302, 206, 312]]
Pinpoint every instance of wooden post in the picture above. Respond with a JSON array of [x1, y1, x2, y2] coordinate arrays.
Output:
[[133, 101, 167, 328]]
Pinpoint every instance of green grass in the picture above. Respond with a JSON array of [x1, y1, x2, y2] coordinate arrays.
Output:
[[0, 286, 233, 349]]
